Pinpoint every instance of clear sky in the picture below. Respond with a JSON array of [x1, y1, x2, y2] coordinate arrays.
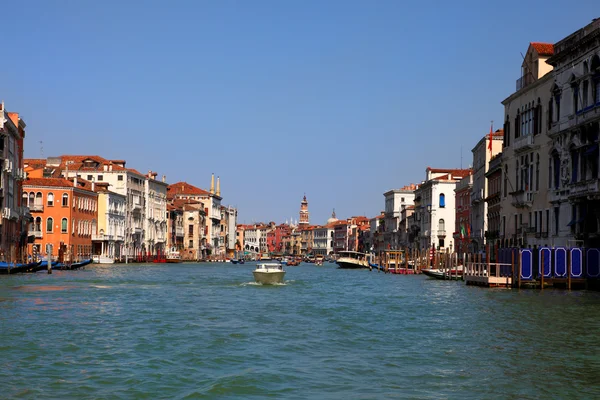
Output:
[[2, 1, 597, 224]]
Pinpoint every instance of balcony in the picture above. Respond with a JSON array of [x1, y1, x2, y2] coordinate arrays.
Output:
[[471, 189, 484, 204], [175, 227, 184, 237], [510, 190, 533, 208], [437, 230, 446, 237], [29, 230, 43, 238], [569, 179, 599, 199], [29, 204, 44, 212], [92, 233, 114, 241], [131, 203, 143, 212], [513, 134, 534, 153]]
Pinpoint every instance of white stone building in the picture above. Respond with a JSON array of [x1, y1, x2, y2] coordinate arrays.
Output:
[[546, 19, 600, 248], [470, 131, 503, 252], [382, 185, 416, 250], [414, 168, 471, 251], [93, 183, 126, 260], [500, 42, 556, 248]]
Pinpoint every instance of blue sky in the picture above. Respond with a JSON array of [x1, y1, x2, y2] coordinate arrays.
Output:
[[2, 1, 597, 224]]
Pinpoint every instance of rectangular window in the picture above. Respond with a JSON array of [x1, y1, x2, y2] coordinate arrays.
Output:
[[188, 224, 194, 235], [118, 175, 124, 181], [98, 175, 103, 181], [554, 207, 560, 236], [87, 175, 93, 181], [189, 240, 194, 248]]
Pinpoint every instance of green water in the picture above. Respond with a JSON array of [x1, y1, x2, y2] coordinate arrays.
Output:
[[1, 262, 600, 399]]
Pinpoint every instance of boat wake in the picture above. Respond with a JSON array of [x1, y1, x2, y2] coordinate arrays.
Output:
[[240, 281, 289, 286]]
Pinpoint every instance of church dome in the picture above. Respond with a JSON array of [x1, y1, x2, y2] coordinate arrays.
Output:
[[327, 209, 338, 224]]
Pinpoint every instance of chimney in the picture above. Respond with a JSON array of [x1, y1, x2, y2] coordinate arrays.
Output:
[[210, 173, 215, 194], [109, 161, 113, 171], [92, 178, 95, 192], [216, 176, 221, 197], [74, 176, 78, 187], [104, 164, 108, 171], [162, 175, 166, 183]]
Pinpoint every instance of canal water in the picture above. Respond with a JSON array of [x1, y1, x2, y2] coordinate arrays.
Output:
[[1, 262, 600, 399]]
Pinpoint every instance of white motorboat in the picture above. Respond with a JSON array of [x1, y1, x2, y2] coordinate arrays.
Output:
[[92, 255, 115, 264], [336, 251, 370, 269], [253, 262, 286, 284]]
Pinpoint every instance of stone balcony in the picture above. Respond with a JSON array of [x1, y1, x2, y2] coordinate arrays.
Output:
[[29, 204, 44, 212], [513, 134, 534, 153], [510, 190, 534, 208], [568, 179, 599, 199], [29, 230, 43, 238]]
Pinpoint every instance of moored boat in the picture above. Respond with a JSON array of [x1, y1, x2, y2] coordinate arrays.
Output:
[[336, 251, 370, 269], [166, 247, 182, 263], [252, 262, 286, 285], [92, 255, 115, 264], [422, 266, 463, 280]]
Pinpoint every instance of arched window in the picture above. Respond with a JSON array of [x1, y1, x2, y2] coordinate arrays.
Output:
[[47, 192, 54, 207], [62, 193, 69, 207], [46, 217, 54, 232], [438, 219, 445, 232], [22, 192, 28, 207], [35, 192, 42, 207], [29, 192, 35, 208], [503, 165, 508, 197], [61, 218, 68, 233], [439, 193, 445, 208], [35, 217, 41, 232]]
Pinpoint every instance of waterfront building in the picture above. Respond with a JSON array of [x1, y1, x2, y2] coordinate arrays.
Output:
[[500, 42, 555, 248], [485, 153, 503, 251], [313, 222, 335, 256], [93, 182, 126, 260], [167, 203, 184, 251], [299, 195, 309, 227], [144, 171, 168, 256], [180, 201, 207, 261], [333, 220, 348, 253], [167, 179, 222, 257], [371, 213, 385, 253], [413, 167, 472, 251], [282, 228, 302, 256], [23, 177, 98, 261], [454, 173, 473, 255], [545, 19, 600, 248], [243, 224, 264, 255], [267, 223, 291, 254], [25, 156, 168, 259], [0, 104, 28, 262], [220, 205, 238, 258], [383, 185, 417, 250], [300, 225, 315, 255], [470, 130, 503, 252], [398, 205, 415, 249]]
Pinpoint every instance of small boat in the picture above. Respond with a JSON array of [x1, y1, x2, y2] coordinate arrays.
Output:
[[0, 261, 43, 274], [166, 248, 182, 263], [238, 259, 245, 265], [336, 251, 371, 269], [252, 262, 286, 285], [422, 267, 463, 280], [92, 255, 115, 264]]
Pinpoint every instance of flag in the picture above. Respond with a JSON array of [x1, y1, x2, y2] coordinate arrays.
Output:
[[488, 122, 493, 154]]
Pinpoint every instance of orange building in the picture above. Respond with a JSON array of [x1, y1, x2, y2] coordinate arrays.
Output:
[[23, 177, 98, 262]]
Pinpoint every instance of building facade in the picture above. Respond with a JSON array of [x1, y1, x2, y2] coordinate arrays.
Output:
[[470, 130, 503, 252], [382, 184, 417, 250], [454, 173, 473, 255], [93, 182, 126, 260], [546, 20, 600, 248]]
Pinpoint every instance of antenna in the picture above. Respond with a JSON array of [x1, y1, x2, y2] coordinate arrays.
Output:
[[39, 140, 44, 158], [460, 145, 462, 169]]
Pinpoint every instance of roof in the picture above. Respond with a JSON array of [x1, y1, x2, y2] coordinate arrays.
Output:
[[167, 182, 210, 199], [426, 167, 473, 175], [530, 42, 554, 57], [23, 177, 97, 194]]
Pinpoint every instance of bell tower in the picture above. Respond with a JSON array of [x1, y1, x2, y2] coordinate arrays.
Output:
[[299, 195, 309, 227]]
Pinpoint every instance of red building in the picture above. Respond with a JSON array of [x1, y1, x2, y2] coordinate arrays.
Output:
[[454, 173, 473, 255], [267, 223, 291, 254]]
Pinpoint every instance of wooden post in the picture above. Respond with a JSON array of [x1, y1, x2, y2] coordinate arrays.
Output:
[[541, 249, 545, 291], [511, 249, 515, 288], [495, 244, 499, 278], [517, 249, 521, 289], [567, 248, 571, 291]]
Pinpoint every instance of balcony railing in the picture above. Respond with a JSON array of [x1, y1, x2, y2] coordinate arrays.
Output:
[[569, 179, 599, 198], [92, 233, 114, 241], [437, 230, 446, 237], [513, 134, 534, 152], [510, 190, 534, 208], [29, 204, 44, 212], [29, 230, 43, 238]]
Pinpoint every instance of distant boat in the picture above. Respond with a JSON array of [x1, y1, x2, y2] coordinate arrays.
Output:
[[422, 266, 463, 280], [92, 255, 115, 264], [165, 247, 182, 263], [252, 262, 285, 285], [53, 259, 93, 270], [336, 251, 370, 269], [231, 259, 239, 264]]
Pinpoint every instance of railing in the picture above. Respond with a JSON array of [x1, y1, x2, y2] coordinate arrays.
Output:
[[569, 179, 599, 198], [92, 233, 114, 241], [29, 204, 44, 212], [471, 189, 484, 203], [175, 227, 184, 236], [29, 230, 43, 238], [513, 134, 534, 152], [510, 190, 534, 208], [465, 261, 513, 278], [437, 230, 446, 237]]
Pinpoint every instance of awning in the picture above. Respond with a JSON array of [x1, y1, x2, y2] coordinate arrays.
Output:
[[584, 143, 598, 156]]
